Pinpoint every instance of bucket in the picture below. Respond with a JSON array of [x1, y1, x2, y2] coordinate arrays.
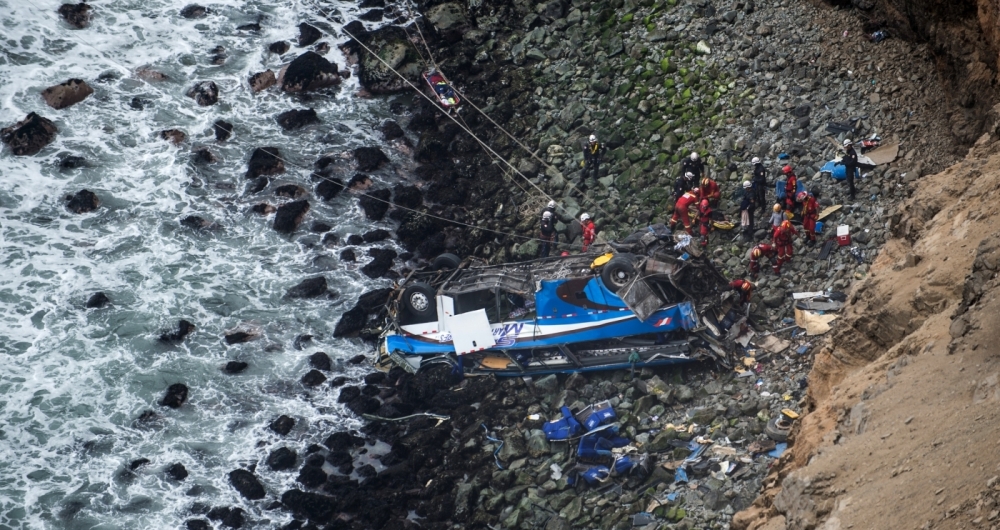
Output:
[[815, 221, 824, 234]]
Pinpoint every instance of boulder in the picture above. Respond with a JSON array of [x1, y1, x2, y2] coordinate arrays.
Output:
[[166, 463, 188, 480], [246, 147, 284, 178], [180, 215, 212, 229], [361, 248, 396, 278], [276, 108, 319, 130], [224, 330, 258, 344], [273, 200, 310, 234], [269, 415, 295, 435], [362, 229, 390, 242], [228, 469, 266, 500], [315, 177, 343, 201], [66, 189, 99, 214], [160, 129, 186, 145], [206, 507, 244, 528], [267, 447, 297, 471], [191, 147, 217, 164], [186, 81, 219, 106], [159, 319, 196, 343], [280, 52, 340, 93], [186, 519, 210, 530], [359, 9, 383, 21], [301, 369, 327, 387], [379, 119, 405, 140], [358, 189, 390, 220], [356, 288, 392, 314], [298, 23, 322, 47], [213, 120, 233, 141], [41, 79, 93, 109], [179, 4, 207, 18], [339, 248, 356, 262], [333, 305, 367, 337], [354, 147, 388, 171], [285, 276, 328, 298], [392, 184, 422, 209], [58, 3, 92, 28], [274, 184, 306, 199], [309, 352, 332, 371], [350, 26, 423, 94], [60, 155, 87, 170], [160, 383, 189, 408], [268, 41, 290, 55], [1, 113, 58, 156], [249, 70, 276, 92], [224, 361, 248, 374], [281, 489, 338, 522], [86, 292, 110, 308], [426, 3, 467, 32]]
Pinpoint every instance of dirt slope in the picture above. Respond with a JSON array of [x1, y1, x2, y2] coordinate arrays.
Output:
[[733, 106, 1000, 529]]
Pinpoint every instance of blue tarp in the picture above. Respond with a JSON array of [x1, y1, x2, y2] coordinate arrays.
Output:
[[543, 406, 582, 441], [821, 160, 859, 181]]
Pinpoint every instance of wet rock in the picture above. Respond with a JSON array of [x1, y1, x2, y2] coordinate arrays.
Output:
[[361, 248, 397, 278], [58, 3, 92, 28], [354, 147, 388, 171], [229, 469, 266, 500], [129, 458, 151, 471], [268, 41, 290, 55], [347, 173, 373, 190], [359, 189, 391, 221], [186, 81, 219, 106], [223, 361, 248, 374], [161, 129, 186, 145], [280, 52, 340, 93], [224, 330, 257, 344], [41, 79, 93, 109], [350, 26, 423, 94], [268, 447, 297, 471], [274, 184, 306, 199], [380, 119, 405, 140], [207, 506, 245, 528], [315, 177, 344, 201], [425, 2, 467, 33], [309, 352, 332, 371], [273, 200, 310, 234], [339, 248, 356, 262], [362, 229, 390, 243], [213, 120, 233, 141], [313, 42, 330, 55], [160, 383, 189, 409], [186, 520, 210, 530], [246, 147, 284, 179], [66, 190, 99, 214], [330, 376, 348, 387], [2, 113, 58, 156], [59, 155, 87, 170], [526, 430, 550, 457], [337, 386, 362, 404], [251, 203, 275, 215], [297, 463, 328, 488], [393, 184, 422, 209], [86, 292, 110, 309], [166, 463, 189, 481], [310, 223, 332, 234], [301, 370, 327, 387], [276, 108, 319, 130], [181, 215, 214, 230], [285, 276, 328, 299], [348, 354, 366, 364], [236, 22, 261, 32], [179, 4, 208, 18], [346, 235, 364, 245], [334, 305, 368, 338], [359, 9, 383, 21], [281, 489, 337, 522], [269, 415, 295, 436], [249, 70, 276, 93], [160, 319, 196, 343], [191, 146, 217, 164], [298, 23, 322, 47]]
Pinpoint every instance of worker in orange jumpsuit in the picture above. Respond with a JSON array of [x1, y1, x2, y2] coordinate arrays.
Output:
[[729, 278, 754, 304], [772, 220, 797, 274], [749, 243, 776, 278], [699, 177, 721, 207], [798, 191, 819, 245], [782, 165, 798, 212], [697, 199, 713, 247], [669, 188, 699, 234], [580, 213, 596, 252]]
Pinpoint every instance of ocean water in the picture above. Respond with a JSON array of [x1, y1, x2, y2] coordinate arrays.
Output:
[[0, 0, 405, 527]]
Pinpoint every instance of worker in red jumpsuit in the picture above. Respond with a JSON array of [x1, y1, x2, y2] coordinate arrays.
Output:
[[698, 199, 713, 247], [699, 177, 721, 207], [782, 165, 798, 212], [580, 213, 596, 252], [772, 220, 797, 273], [729, 278, 754, 304], [749, 243, 776, 278], [798, 191, 819, 245], [669, 188, 699, 234]]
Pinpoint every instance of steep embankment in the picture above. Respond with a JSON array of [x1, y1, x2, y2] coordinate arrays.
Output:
[[734, 109, 1000, 529]]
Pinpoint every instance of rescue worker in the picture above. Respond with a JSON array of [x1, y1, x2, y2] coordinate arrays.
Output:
[[669, 188, 699, 234], [699, 177, 721, 207], [751, 157, 767, 208], [698, 199, 713, 247], [772, 219, 798, 274], [798, 191, 820, 245], [539, 211, 556, 257], [542, 200, 560, 246], [580, 213, 596, 252], [681, 152, 705, 180], [837, 139, 858, 200], [674, 171, 695, 202], [782, 165, 798, 212], [748, 243, 777, 278], [740, 181, 756, 240], [583, 135, 605, 181], [729, 278, 754, 305]]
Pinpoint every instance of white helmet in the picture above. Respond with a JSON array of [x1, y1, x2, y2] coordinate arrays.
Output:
[[843, 139, 852, 146], [589, 134, 597, 143], [580, 213, 590, 222], [743, 180, 752, 189], [684, 171, 694, 179], [542, 211, 552, 219], [751, 157, 760, 164], [547, 200, 555, 208], [690, 152, 699, 161]]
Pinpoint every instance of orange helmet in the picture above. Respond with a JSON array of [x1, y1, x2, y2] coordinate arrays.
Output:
[[741, 281, 753, 292], [782, 165, 793, 175], [781, 220, 793, 230], [751, 248, 762, 259], [773, 204, 782, 213], [701, 178, 710, 188]]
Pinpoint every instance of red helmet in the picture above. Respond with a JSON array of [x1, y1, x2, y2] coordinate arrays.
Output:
[[751, 248, 762, 259], [741, 281, 753, 292], [700, 199, 709, 208], [796, 191, 807, 202], [781, 220, 793, 230], [782, 165, 793, 175]]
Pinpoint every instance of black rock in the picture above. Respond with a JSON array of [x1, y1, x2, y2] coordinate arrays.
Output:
[[186, 520, 210, 530], [358, 189, 391, 221], [224, 331, 255, 344], [167, 463, 189, 480], [286, 276, 328, 299], [315, 177, 343, 201], [308, 352, 332, 371], [301, 369, 327, 387], [330, 376, 348, 387], [293, 334, 314, 349], [86, 292, 110, 309], [281, 489, 337, 522], [346, 234, 364, 245], [339, 249, 356, 262], [179, 4, 207, 18], [160, 319, 196, 343], [362, 229, 390, 243], [347, 173, 372, 189], [379, 119, 404, 140], [268, 41, 290, 55], [180, 215, 212, 230], [276, 109, 319, 130], [357, 288, 393, 314], [337, 386, 362, 404], [793, 104, 811, 117], [361, 248, 396, 279], [130, 97, 148, 110], [58, 3, 92, 28], [269, 415, 295, 436], [213, 120, 234, 141], [228, 469, 266, 500], [186, 81, 219, 106], [348, 354, 366, 364], [60, 155, 87, 170], [248, 177, 269, 194], [207, 506, 245, 528], [323, 432, 353, 452], [298, 23, 322, 47], [359, 8, 383, 21], [344, 21, 366, 39], [160, 383, 189, 409], [236, 22, 261, 31], [129, 458, 151, 471], [66, 189, 100, 214], [333, 305, 367, 338], [355, 464, 376, 478], [281, 52, 340, 93], [267, 447, 298, 471], [360, 0, 385, 6], [325, 451, 351, 466], [245, 147, 284, 179], [250, 203, 274, 215], [364, 372, 386, 385], [353, 147, 388, 171], [2, 113, 58, 156], [224, 361, 248, 374], [296, 465, 327, 488], [310, 222, 332, 233], [392, 184, 422, 209], [274, 200, 310, 234]]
